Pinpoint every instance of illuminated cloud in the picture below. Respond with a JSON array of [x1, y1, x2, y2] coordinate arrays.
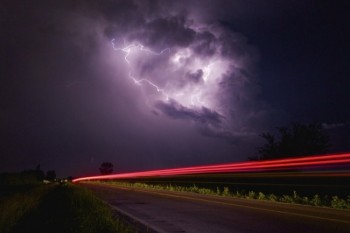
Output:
[[101, 1, 262, 140]]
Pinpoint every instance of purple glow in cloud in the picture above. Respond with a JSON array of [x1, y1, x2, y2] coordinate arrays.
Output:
[[104, 2, 262, 140]]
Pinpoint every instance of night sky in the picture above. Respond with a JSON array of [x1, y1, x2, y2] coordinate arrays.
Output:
[[1, 0, 349, 177]]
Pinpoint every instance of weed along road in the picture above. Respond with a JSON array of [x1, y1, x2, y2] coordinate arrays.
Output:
[[80, 182, 350, 233]]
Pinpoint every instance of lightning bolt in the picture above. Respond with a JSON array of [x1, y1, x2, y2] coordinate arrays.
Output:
[[111, 39, 216, 107], [111, 39, 170, 100], [203, 62, 214, 82]]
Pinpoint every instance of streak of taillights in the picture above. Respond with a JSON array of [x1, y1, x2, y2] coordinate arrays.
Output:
[[72, 153, 350, 182]]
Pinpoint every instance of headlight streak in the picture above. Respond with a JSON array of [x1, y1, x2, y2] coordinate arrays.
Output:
[[73, 153, 350, 182]]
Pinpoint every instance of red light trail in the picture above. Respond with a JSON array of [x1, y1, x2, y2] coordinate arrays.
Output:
[[72, 153, 350, 183]]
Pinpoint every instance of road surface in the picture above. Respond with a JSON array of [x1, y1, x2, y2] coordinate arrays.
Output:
[[81, 182, 350, 233]]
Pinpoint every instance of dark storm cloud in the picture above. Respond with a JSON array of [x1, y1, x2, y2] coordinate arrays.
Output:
[[155, 100, 222, 126]]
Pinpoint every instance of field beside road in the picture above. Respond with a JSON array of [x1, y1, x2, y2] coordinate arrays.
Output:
[[0, 183, 133, 233]]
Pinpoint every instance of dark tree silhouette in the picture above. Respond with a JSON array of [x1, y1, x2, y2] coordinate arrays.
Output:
[[46, 170, 56, 181], [99, 162, 114, 175], [253, 123, 330, 160]]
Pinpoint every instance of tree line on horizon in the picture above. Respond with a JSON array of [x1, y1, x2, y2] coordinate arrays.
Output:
[[0, 165, 57, 184], [251, 122, 330, 161]]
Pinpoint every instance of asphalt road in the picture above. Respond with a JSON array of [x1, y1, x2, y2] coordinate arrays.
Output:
[[81, 183, 350, 233]]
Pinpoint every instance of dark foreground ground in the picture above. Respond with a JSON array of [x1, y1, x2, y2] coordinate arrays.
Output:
[[82, 182, 350, 233], [0, 183, 133, 233]]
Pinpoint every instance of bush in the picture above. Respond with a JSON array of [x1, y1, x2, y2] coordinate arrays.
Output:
[[222, 187, 230, 196], [189, 184, 199, 193], [302, 196, 309, 205], [258, 192, 266, 200], [310, 194, 321, 206], [246, 191, 255, 199], [235, 190, 242, 198], [331, 196, 348, 209], [292, 191, 302, 204], [202, 188, 215, 195], [168, 184, 174, 191], [268, 194, 278, 201], [216, 187, 221, 195], [280, 195, 294, 203]]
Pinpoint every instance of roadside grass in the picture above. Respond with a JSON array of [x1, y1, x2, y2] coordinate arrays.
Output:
[[103, 181, 350, 210], [0, 185, 49, 233], [0, 184, 135, 233]]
